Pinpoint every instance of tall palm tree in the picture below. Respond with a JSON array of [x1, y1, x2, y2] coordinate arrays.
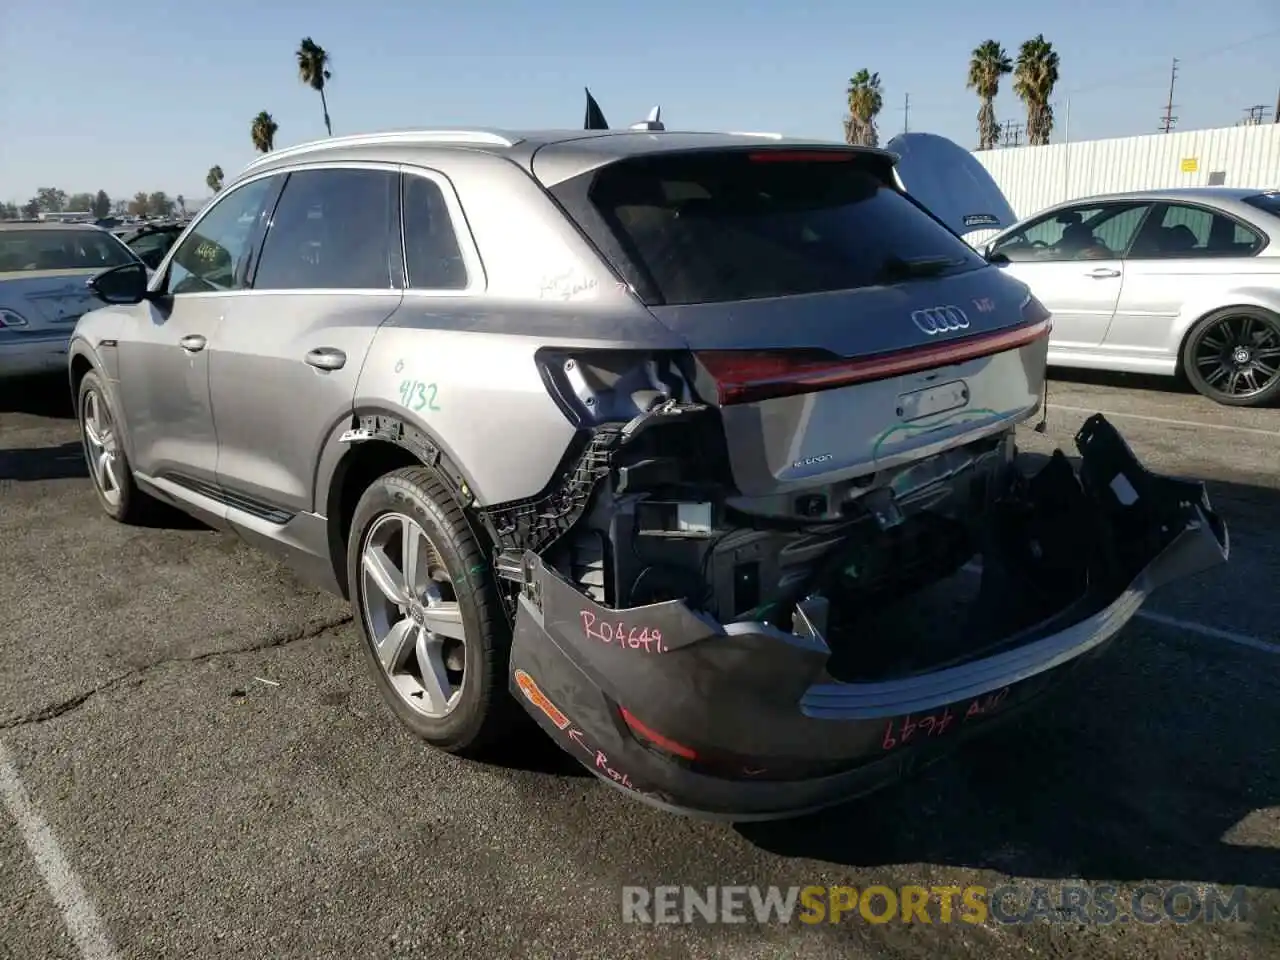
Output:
[[967, 40, 1013, 150], [844, 69, 884, 147], [206, 166, 224, 193], [297, 38, 333, 136], [251, 112, 278, 154], [1013, 35, 1061, 146]]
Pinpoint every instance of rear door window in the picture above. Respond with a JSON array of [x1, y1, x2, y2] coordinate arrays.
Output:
[[253, 168, 399, 290], [552, 150, 986, 306]]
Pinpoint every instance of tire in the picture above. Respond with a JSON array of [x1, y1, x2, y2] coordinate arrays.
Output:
[[1180, 306, 1280, 408], [346, 465, 521, 756], [76, 369, 154, 523]]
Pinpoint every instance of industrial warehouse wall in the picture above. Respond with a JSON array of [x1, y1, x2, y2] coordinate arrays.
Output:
[[971, 123, 1280, 221]]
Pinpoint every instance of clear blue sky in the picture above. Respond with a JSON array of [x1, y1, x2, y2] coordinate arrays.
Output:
[[2, 0, 1277, 205]]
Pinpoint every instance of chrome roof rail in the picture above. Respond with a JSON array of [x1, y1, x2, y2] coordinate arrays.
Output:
[[241, 129, 522, 173]]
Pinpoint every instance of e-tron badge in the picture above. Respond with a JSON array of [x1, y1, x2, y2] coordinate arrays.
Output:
[[911, 305, 970, 336]]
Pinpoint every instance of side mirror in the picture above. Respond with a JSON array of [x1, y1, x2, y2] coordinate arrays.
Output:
[[89, 261, 150, 305]]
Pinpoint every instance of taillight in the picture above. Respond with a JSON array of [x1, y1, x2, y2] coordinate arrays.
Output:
[[695, 318, 1053, 406], [619, 707, 699, 761]]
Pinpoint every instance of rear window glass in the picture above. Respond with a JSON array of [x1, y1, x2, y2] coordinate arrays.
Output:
[[561, 151, 984, 306], [1243, 192, 1280, 219], [0, 229, 137, 273]]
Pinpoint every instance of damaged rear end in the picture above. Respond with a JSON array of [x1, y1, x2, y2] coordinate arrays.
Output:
[[494, 140, 1228, 819]]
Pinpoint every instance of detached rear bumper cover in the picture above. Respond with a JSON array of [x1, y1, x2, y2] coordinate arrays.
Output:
[[507, 415, 1229, 821]]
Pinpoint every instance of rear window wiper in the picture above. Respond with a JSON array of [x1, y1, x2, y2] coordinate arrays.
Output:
[[875, 255, 965, 283]]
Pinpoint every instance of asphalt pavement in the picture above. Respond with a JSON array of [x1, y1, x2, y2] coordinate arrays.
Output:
[[1, 368, 1277, 960]]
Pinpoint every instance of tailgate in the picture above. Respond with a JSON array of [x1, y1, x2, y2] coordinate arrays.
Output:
[[542, 144, 1051, 497], [649, 274, 1048, 497]]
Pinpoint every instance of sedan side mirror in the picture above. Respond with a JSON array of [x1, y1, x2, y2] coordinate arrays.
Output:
[[89, 261, 151, 305]]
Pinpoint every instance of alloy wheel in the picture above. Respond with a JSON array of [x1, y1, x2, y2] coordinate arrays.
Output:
[[359, 512, 467, 719], [81, 388, 122, 507], [1192, 313, 1280, 401]]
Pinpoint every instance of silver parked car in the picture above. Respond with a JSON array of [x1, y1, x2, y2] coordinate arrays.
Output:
[[0, 222, 142, 378], [982, 187, 1280, 407], [68, 128, 1227, 820]]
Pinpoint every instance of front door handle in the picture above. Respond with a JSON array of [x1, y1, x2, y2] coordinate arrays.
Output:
[[305, 347, 347, 371], [1085, 268, 1121, 279], [179, 334, 207, 352]]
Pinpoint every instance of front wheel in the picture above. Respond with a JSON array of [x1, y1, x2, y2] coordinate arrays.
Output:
[[1181, 306, 1280, 407], [77, 370, 154, 523], [346, 466, 522, 756]]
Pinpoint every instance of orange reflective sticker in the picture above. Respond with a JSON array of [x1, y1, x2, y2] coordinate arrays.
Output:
[[514, 669, 571, 730]]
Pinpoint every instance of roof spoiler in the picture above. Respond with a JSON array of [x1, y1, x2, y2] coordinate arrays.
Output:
[[583, 89, 664, 132]]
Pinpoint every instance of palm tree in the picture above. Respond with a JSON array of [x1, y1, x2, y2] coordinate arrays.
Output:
[[844, 69, 884, 147], [176, 195, 186, 216], [206, 166, 224, 194], [967, 40, 1013, 150], [1013, 35, 1061, 146], [296, 38, 333, 136], [251, 112, 278, 153]]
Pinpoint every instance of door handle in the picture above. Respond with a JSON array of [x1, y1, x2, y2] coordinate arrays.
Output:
[[305, 347, 347, 371], [179, 334, 207, 352], [1085, 268, 1121, 279]]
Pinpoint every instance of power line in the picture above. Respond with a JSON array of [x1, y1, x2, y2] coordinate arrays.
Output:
[[1065, 26, 1280, 97]]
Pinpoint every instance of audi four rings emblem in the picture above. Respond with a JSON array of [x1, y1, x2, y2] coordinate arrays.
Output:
[[910, 305, 970, 336]]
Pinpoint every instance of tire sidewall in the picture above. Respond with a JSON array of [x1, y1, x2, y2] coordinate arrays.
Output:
[[77, 370, 132, 520], [346, 469, 507, 749], [1182, 307, 1280, 407]]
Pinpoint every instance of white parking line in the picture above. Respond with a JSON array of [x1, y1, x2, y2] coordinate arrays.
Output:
[[1135, 609, 1280, 655], [1048, 404, 1280, 439], [0, 742, 118, 960]]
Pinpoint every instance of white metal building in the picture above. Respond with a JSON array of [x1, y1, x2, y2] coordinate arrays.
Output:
[[970, 123, 1280, 223]]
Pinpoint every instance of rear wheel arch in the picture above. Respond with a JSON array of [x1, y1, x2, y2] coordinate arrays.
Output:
[[321, 411, 491, 599]]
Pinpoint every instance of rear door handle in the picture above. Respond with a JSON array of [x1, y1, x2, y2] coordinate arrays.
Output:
[[305, 347, 347, 371], [1085, 268, 1121, 279], [179, 334, 207, 352]]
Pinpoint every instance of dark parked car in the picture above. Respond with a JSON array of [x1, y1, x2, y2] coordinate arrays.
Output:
[[113, 222, 186, 270]]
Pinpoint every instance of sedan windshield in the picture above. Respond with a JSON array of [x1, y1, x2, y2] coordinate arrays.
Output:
[[0, 229, 138, 273]]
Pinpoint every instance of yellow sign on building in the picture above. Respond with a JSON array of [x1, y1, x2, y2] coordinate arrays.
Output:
[[1181, 157, 1199, 173]]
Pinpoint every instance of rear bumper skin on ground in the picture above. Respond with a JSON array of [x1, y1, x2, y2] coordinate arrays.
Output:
[[507, 414, 1229, 821]]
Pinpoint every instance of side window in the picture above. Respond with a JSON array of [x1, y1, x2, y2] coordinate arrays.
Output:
[[991, 203, 1149, 262], [402, 174, 468, 290], [167, 177, 278, 295], [253, 168, 398, 290], [1131, 203, 1263, 259]]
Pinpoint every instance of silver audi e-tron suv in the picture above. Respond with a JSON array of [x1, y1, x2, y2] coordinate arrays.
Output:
[[69, 126, 1228, 820]]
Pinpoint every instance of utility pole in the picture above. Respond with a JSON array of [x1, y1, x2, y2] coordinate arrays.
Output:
[[1275, 86, 1279, 122], [1159, 57, 1179, 133], [1000, 119, 1024, 147], [903, 93, 909, 134], [1241, 104, 1271, 125]]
